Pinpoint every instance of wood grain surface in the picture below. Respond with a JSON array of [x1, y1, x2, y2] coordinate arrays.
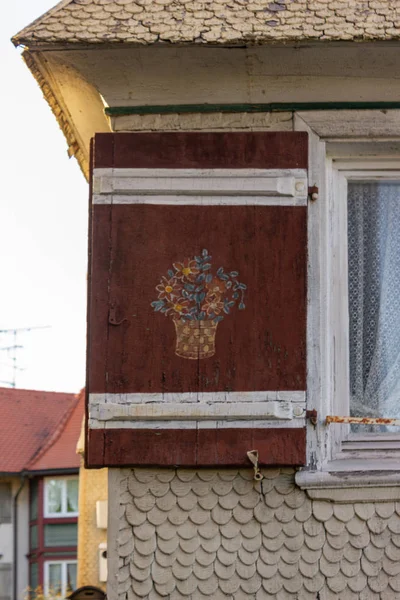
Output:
[[89, 204, 306, 394], [87, 427, 306, 467], [86, 131, 308, 467], [93, 132, 308, 169]]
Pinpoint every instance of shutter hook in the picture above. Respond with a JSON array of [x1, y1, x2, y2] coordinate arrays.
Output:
[[109, 304, 128, 326], [247, 450, 264, 481]]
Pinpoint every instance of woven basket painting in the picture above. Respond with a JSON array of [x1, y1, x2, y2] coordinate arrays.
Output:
[[151, 249, 246, 360]]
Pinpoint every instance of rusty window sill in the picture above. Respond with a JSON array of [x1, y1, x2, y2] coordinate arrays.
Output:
[[326, 415, 400, 426]]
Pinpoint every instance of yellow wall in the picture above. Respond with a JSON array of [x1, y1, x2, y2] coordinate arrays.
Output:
[[76, 459, 108, 590]]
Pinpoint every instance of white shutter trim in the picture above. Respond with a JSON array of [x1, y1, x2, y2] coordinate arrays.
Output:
[[92, 168, 308, 205]]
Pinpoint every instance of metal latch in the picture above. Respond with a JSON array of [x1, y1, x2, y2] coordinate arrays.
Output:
[[247, 450, 264, 481]]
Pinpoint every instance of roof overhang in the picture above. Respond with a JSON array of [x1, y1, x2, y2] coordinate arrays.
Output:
[[0, 468, 79, 477], [19, 48, 111, 180], [12, 40, 400, 180], [25, 467, 80, 476]]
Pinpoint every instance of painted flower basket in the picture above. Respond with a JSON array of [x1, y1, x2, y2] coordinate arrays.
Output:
[[151, 249, 246, 359]]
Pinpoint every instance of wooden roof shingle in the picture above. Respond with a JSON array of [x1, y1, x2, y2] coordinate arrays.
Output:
[[13, 0, 400, 47]]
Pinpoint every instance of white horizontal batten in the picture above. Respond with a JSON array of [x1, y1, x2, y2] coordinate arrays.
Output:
[[92, 194, 308, 206], [89, 418, 306, 430], [90, 399, 306, 423], [92, 168, 308, 206], [90, 390, 305, 405]]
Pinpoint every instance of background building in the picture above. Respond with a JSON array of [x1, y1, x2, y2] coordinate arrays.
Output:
[[0, 388, 83, 600]]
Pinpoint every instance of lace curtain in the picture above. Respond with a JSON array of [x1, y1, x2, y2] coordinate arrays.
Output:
[[348, 182, 400, 424], [66, 478, 79, 513]]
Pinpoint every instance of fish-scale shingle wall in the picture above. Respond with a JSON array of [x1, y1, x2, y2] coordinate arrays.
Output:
[[14, 0, 400, 46], [115, 468, 400, 600]]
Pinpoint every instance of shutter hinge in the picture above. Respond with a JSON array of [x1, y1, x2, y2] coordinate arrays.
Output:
[[308, 185, 319, 201], [306, 409, 318, 426]]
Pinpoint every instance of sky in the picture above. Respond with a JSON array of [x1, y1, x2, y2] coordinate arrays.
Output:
[[0, 1, 88, 393]]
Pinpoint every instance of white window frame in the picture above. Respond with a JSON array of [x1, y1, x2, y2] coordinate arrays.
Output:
[[44, 477, 79, 518], [44, 560, 77, 597], [294, 111, 400, 484], [327, 161, 400, 466]]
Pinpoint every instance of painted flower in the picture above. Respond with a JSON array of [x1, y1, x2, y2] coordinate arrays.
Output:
[[156, 276, 182, 300], [152, 249, 246, 328], [202, 295, 224, 316], [206, 277, 226, 296], [173, 259, 200, 281], [165, 298, 190, 317]]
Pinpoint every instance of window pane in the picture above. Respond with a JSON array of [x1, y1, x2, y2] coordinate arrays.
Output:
[[66, 479, 79, 514], [0, 564, 12, 600], [44, 524, 78, 547], [29, 563, 39, 596], [47, 481, 63, 514], [30, 479, 38, 521], [30, 525, 38, 550], [66, 564, 77, 593], [348, 182, 400, 432], [48, 564, 62, 596], [0, 483, 11, 524]]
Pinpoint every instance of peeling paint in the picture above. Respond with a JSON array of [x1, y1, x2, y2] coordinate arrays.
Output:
[[327, 415, 400, 425]]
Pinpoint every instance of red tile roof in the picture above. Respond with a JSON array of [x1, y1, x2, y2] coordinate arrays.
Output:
[[28, 390, 84, 472], [0, 387, 83, 473]]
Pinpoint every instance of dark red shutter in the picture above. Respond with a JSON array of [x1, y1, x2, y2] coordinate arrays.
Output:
[[86, 132, 308, 468]]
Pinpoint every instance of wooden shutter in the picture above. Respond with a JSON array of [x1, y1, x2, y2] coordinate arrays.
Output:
[[86, 132, 308, 468]]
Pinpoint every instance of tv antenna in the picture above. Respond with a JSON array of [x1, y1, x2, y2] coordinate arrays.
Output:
[[0, 326, 51, 388]]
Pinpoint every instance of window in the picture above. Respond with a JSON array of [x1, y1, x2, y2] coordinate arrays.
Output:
[[327, 161, 400, 465], [29, 563, 39, 596], [0, 564, 12, 600], [293, 112, 400, 489], [44, 478, 79, 518], [44, 561, 77, 597], [30, 525, 38, 550], [44, 523, 78, 547], [30, 479, 38, 521], [348, 181, 400, 431], [0, 484, 11, 524]]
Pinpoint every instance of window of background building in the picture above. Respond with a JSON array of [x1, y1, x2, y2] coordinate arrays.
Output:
[[44, 561, 77, 598], [44, 478, 79, 518], [0, 484, 11, 524], [0, 564, 12, 600], [29, 563, 39, 597]]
